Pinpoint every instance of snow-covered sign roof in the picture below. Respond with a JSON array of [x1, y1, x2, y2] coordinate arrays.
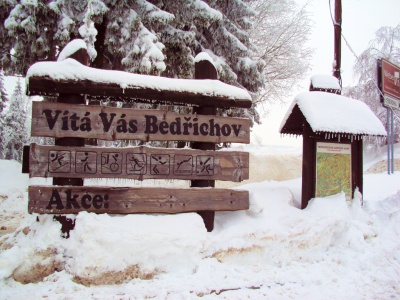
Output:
[[280, 91, 387, 137], [26, 59, 251, 108], [310, 74, 341, 91]]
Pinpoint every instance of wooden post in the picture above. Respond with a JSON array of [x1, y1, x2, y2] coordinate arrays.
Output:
[[53, 48, 89, 237], [191, 58, 218, 231], [301, 122, 315, 209], [351, 138, 363, 198], [333, 0, 342, 88]]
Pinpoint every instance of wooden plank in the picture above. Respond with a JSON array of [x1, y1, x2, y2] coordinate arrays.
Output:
[[28, 186, 249, 214], [31, 101, 250, 144], [22, 145, 30, 174], [28, 144, 249, 182], [27, 76, 252, 109]]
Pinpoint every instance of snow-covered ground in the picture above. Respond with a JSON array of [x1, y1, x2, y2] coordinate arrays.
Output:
[[0, 145, 399, 299]]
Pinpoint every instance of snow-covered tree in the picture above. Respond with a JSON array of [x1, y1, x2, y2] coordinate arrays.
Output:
[[1, 1, 254, 124], [250, 0, 313, 105], [0, 69, 10, 159], [343, 24, 400, 142], [0, 0, 60, 75], [1, 0, 317, 125], [1, 0, 264, 94], [3, 78, 29, 162], [78, 0, 98, 61]]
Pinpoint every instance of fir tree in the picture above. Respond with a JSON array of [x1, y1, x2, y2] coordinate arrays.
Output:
[[1, 0, 58, 75], [0, 69, 10, 159], [3, 78, 28, 162], [1, 1, 264, 105], [3, 1, 321, 125]]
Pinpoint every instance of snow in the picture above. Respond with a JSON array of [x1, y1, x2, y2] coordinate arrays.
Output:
[[281, 91, 387, 136], [310, 74, 341, 90], [194, 52, 215, 67], [26, 59, 251, 101], [193, 0, 222, 22], [78, 2, 98, 62], [57, 39, 87, 62], [1, 146, 400, 298]]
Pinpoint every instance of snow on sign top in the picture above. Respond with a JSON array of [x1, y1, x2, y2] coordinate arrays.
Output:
[[280, 91, 387, 136], [57, 39, 87, 62], [310, 74, 341, 90], [26, 59, 251, 102], [194, 52, 215, 67]]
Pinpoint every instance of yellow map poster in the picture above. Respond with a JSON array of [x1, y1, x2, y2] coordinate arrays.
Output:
[[316, 142, 352, 199]]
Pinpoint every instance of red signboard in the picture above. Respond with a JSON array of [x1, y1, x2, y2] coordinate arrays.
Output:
[[381, 58, 400, 101]]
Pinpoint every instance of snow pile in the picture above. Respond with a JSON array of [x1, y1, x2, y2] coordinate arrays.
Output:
[[0, 212, 206, 285], [0, 145, 400, 299], [0, 157, 400, 298], [0, 160, 28, 216]]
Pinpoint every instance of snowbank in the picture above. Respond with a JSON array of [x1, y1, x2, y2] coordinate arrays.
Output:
[[1, 157, 400, 298]]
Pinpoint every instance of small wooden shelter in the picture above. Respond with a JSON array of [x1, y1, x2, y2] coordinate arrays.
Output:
[[280, 75, 386, 209]]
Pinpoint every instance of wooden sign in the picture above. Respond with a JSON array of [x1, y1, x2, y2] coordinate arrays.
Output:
[[28, 144, 249, 182], [31, 101, 250, 144], [28, 186, 249, 214], [381, 58, 400, 102]]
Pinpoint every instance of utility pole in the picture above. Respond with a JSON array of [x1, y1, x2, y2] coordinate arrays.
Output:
[[333, 0, 342, 89]]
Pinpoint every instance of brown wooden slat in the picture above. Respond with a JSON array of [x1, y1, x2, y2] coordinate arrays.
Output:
[[28, 144, 249, 182], [28, 76, 252, 109], [22, 145, 30, 174], [31, 101, 250, 144], [28, 186, 249, 214]]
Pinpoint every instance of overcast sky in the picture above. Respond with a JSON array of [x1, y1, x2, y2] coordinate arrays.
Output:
[[308, 0, 400, 87], [253, 0, 400, 147]]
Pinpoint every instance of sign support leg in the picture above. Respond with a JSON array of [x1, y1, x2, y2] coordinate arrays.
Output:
[[387, 107, 391, 175], [191, 59, 218, 232], [53, 49, 89, 237], [391, 108, 395, 173]]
